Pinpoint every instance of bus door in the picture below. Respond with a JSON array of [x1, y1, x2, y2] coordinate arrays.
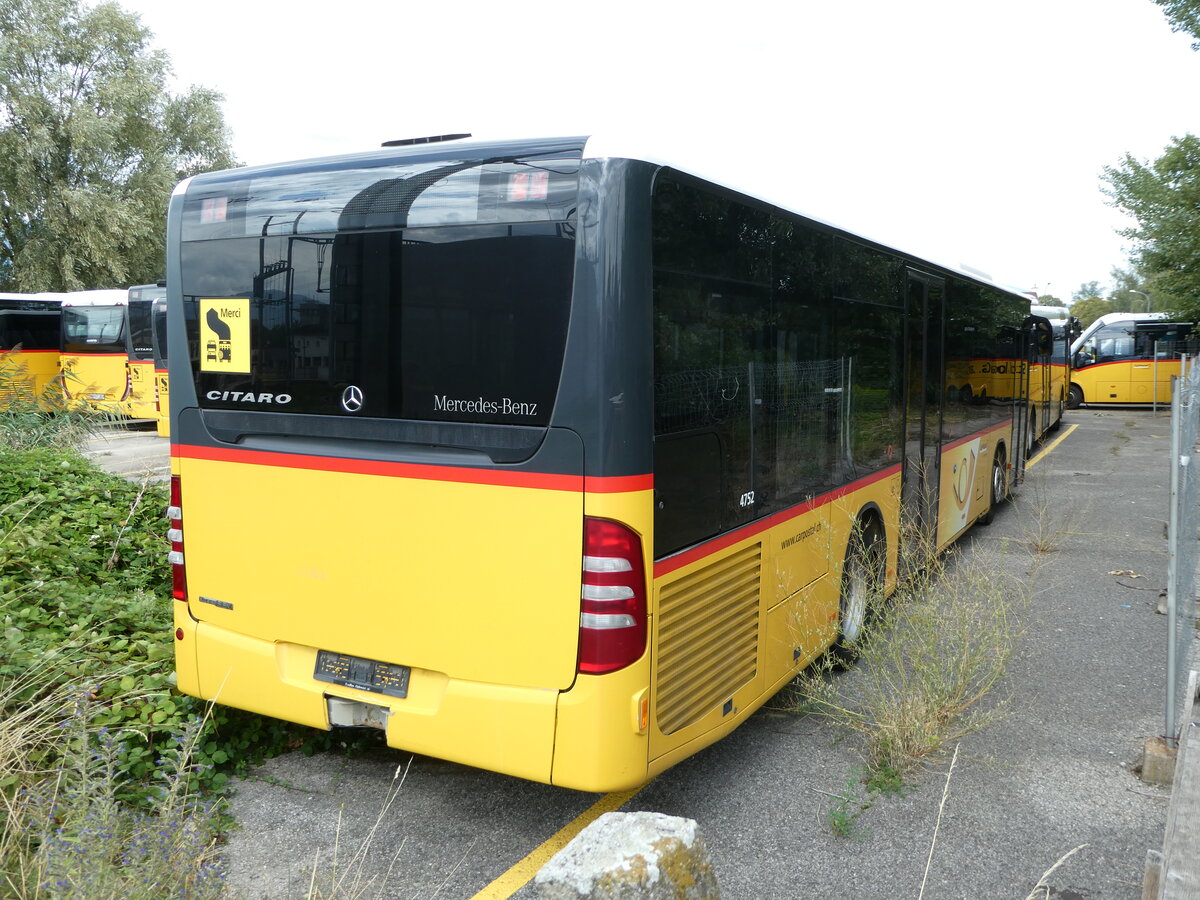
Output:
[[902, 270, 944, 554]]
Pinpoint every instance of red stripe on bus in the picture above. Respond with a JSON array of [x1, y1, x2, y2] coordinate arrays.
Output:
[[941, 419, 1013, 453], [172, 443, 649, 494], [586, 473, 654, 493], [61, 352, 128, 358], [653, 464, 903, 578], [1076, 359, 1157, 372]]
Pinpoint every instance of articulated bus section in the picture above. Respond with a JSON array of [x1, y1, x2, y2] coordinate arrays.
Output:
[[166, 135, 1040, 792]]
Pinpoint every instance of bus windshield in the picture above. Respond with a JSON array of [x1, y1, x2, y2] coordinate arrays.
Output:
[[62, 305, 126, 353], [179, 154, 579, 430]]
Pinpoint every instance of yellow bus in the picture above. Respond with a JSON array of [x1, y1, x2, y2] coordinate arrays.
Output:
[[165, 134, 1046, 791], [1068, 313, 1198, 407], [59, 290, 133, 414], [126, 283, 166, 420], [150, 290, 170, 437], [1025, 305, 1073, 447], [0, 293, 63, 410]]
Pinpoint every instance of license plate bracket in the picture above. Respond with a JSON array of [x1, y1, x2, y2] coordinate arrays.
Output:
[[314, 650, 410, 699]]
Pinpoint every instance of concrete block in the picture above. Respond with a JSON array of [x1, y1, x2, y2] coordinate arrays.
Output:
[[1143, 736, 1178, 786], [534, 812, 720, 900]]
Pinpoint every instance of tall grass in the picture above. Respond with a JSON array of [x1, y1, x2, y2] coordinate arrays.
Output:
[[788, 533, 1031, 779], [0, 670, 227, 899], [0, 352, 108, 453]]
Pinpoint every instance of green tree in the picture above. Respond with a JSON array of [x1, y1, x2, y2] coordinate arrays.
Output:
[[1106, 265, 1156, 312], [1103, 135, 1200, 323], [0, 0, 236, 292], [1072, 281, 1103, 303], [1154, 0, 1200, 48], [1069, 296, 1113, 330], [1035, 295, 1065, 307]]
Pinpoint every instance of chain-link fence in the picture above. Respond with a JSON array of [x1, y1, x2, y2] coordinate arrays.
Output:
[[1167, 352, 1200, 739]]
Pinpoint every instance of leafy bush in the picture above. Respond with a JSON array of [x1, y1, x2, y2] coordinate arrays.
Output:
[[0, 448, 376, 807]]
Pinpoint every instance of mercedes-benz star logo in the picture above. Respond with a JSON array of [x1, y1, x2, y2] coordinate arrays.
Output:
[[341, 385, 364, 413]]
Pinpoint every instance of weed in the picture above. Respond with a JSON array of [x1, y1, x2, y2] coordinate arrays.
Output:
[[865, 761, 907, 796], [825, 769, 874, 839], [823, 763, 909, 838], [1012, 470, 1088, 555], [303, 758, 414, 900], [789, 543, 1027, 778]]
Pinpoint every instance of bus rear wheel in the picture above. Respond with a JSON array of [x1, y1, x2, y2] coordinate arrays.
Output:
[[978, 445, 1007, 525], [834, 519, 885, 663], [1067, 383, 1083, 409]]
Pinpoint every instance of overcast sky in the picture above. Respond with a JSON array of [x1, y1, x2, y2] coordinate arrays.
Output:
[[119, 0, 1199, 303]]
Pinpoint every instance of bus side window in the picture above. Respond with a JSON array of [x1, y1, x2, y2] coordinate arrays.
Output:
[[1094, 324, 1135, 363]]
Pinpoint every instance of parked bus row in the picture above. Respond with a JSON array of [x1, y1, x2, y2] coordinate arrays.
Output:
[[0, 284, 170, 436], [165, 134, 1075, 792]]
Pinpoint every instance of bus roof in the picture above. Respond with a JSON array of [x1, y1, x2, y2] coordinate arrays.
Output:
[[0, 292, 62, 305], [1070, 311, 1176, 354], [176, 133, 1031, 302], [58, 289, 130, 307]]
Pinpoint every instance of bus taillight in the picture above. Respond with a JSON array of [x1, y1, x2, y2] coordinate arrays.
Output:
[[167, 476, 186, 601], [578, 517, 646, 674]]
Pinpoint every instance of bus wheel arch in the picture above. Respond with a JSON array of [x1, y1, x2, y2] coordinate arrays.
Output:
[[978, 441, 1008, 526], [1067, 382, 1083, 409], [834, 508, 886, 661]]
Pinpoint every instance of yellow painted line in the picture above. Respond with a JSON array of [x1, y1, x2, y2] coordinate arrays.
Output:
[[1026, 423, 1078, 470], [470, 786, 644, 899]]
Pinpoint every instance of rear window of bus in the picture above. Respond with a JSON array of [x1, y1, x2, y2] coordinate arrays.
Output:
[[179, 154, 579, 427]]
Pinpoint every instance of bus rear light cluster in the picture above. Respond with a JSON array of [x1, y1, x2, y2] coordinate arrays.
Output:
[[578, 517, 646, 674], [168, 476, 187, 601]]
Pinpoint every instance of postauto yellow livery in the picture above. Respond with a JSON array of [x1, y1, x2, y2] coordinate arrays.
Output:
[[0, 294, 62, 409], [166, 135, 1044, 790]]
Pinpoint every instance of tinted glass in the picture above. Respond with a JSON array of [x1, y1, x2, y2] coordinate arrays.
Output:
[[653, 175, 905, 558], [62, 306, 126, 354], [182, 157, 579, 240], [0, 310, 61, 350], [152, 299, 169, 366], [180, 156, 578, 426], [127, 299, 155, 359]]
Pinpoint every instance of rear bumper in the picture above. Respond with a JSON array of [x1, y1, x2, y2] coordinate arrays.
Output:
[[174, 605, 558, 784]]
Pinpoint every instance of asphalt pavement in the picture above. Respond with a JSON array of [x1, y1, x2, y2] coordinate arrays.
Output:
[[93, 410, 1196, 899], [83, 421, 169, 482]]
